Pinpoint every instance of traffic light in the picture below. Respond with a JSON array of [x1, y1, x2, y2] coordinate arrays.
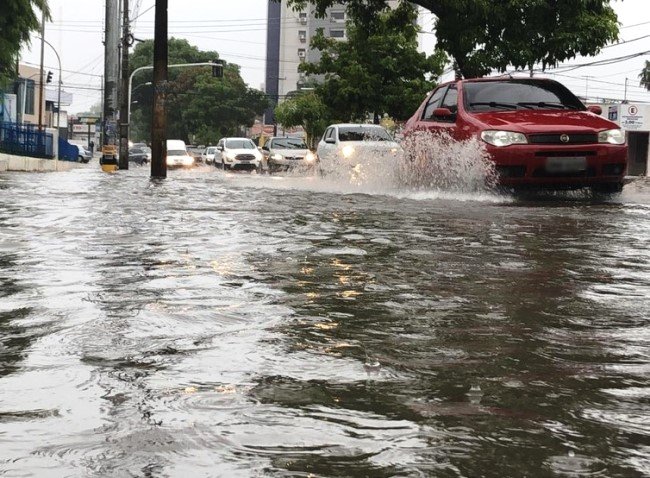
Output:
[[46, 71, 53, 83], [212, 59, 224, 78]]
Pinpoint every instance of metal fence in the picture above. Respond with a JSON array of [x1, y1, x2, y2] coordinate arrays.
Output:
[[0, 121, 54, 159]]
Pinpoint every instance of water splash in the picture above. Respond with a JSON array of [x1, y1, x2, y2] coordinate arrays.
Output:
[[398, 130, 498, 193]]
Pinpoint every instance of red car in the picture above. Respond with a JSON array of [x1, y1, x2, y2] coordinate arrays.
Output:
[[404, 77, 627, 193]]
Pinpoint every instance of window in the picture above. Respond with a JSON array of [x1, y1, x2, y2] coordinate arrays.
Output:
[[331, 11, 345, 22], [422, 86, 447, 120], [325, 128, 335, 141], [298, 48, 306, 59], [463, 80, 585, 112], [440, 85, 458, 113], [329, 29, 345, 39], [225, 139, 255, 149], [337, 126, 392, 142], [299, 30, 307, 42], [298, 12, 307, 24], [24, 79, 35, 115]]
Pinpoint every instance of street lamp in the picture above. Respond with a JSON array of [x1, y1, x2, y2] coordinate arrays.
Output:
[[125, 61, 221, 152], [34, 36, 62, 132]]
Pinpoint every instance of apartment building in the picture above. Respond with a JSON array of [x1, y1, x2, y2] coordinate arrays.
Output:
[[264, 1, 401, 124]]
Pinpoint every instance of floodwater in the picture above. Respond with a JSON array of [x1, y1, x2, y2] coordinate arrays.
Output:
[[1, 162, 649, 477]]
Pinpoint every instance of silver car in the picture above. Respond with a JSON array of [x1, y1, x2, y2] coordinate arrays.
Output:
[[261, 137, 318, 174]]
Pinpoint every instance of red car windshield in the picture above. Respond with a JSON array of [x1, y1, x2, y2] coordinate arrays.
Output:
[[463, 80, 586, 113]]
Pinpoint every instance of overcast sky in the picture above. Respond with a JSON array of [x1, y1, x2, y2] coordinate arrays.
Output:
[[20, 0, 650, 114]]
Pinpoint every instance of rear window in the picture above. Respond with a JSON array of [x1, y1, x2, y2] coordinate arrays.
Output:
[[270, 138, 308, 149], [167, 150, 187, 156], [225, 139, 255, 149], [338, 126, 392, 142], [463, 80, 586, 112]]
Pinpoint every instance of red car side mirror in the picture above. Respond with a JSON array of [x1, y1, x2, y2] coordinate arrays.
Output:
[[433, 107, 454, 118], [587, 105, 602, 115]]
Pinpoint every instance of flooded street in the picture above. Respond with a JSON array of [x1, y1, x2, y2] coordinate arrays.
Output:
[[1, 165, 649, 477]]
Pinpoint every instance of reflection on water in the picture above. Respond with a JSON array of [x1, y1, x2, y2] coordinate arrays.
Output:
[[0, 166, 649, 477]]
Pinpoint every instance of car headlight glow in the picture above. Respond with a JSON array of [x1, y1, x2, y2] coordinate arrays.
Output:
[[305, 151, 316, 162], [225, 153, 236, 162], [341, 145, 355, 158], [481, 130, 528, 147], [270, 153, 283, 161], [598, 129, 625, 145]]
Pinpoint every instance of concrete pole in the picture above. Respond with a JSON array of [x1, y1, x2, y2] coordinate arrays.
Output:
[[118, 0, 130, 169], [38, 9, 45, 131], [103, 0, 120, 148], [150, 0, 168, 178]]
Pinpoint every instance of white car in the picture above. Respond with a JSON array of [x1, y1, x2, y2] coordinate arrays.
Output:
[[216, 137, 263, 172], [261, 136, 318, 174], [166, 139, 195, 168], [316, 123, 403, 177], [202, 146, 219, 165]]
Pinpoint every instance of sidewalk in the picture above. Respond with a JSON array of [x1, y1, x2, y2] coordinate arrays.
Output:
[[0, 152, 81, 172]]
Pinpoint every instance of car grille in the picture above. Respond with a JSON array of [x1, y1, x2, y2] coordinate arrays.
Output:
[[528, 133, 598, 144], [534, 151, 596, 157], [284, 156, 304, 161], [532, 167, 597, 178], [236, 154, 256, 161]]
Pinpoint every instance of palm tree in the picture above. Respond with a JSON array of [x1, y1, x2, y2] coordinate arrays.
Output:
[[640, 60, 650, 91]]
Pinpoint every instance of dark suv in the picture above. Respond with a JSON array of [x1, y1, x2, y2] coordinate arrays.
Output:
[[404, 77, 627, 193]]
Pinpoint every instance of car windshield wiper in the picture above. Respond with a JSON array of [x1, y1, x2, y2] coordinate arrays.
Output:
[[469, 101, 521, 110], [517, 101, 578, 110]]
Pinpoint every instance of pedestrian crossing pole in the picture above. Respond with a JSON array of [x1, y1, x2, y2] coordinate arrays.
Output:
[[150, 0, 168, 178]]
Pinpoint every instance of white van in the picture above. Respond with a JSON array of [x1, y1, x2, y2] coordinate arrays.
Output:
[[166, 139, 194, 168]]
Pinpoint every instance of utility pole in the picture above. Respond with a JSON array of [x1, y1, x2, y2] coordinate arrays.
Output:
[[118, 0, 130, 169], [103, 0, 120, 149], [37, 9, 45, 131], [151, 0, 168, 178]]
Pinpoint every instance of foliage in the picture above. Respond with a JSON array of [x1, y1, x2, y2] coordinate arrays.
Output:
[[640, 60, 650, 91], [274, 92, 329, 148], [0, 0, 50, 84], [129, 38, 268, 144], [300, 2, 445, 122], [288, 0, 620, 79]]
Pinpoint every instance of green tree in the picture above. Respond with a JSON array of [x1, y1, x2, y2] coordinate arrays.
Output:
[[274, 92, 329, 148], [289, 0, 620, 79], [301, 2, 445, 123], [128, 38, 267, 144], [640, 60, 650, 91], [0, 0, 50, 83]]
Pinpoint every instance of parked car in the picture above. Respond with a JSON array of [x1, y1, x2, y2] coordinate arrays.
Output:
[[316, 124, 402, 176], [261, 136, 317, 174], [403, 77, 628, 193], [166, 139, 195, 168], [202, 146, 219, 165], [129, 147, 149, 165], [216, 137, 263, 172], [75, 144, 92, 163]]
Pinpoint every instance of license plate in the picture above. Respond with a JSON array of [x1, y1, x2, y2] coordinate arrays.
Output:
[[545, 157, 587, 173]]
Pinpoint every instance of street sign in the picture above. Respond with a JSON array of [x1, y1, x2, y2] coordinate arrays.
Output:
[[78, 116, 100, 124]]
